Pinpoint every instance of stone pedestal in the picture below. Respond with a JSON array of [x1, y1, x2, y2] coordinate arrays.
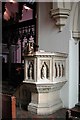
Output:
[[23, 51, 67, 115], [23, 81, 66, 115]]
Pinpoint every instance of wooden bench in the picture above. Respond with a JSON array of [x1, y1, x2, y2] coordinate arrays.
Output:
[[2, 94, 16, 119]]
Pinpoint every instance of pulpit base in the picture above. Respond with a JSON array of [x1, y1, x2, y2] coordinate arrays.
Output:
[[23, 81, 66, 115], [28, 98, 63, 115]]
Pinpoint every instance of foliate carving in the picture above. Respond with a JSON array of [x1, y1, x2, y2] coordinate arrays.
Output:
[[41, 62, 49, 79], [27, 60, 34, 79]]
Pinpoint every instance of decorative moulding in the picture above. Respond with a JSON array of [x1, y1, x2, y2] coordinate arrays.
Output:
[[72, 31, 80, 44], [72, 31, 80, 40], [50, 8, 70, 32]]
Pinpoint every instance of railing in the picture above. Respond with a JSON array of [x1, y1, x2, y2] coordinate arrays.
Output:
[[16, 19, 36, 63], [3, 19, 36, 63]]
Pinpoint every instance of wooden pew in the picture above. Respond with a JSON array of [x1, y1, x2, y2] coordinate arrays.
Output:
[[2, 94, 16, 119]]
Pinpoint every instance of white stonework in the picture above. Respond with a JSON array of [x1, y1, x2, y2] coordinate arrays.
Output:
[[23, 51, 67, 115], [72, 31, 80, 44], [50, 2, 71, 31], [36, 1, 79, 109], [50, 8, 70, 32]]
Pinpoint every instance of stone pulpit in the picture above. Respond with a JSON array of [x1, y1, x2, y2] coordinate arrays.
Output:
[[23, 50, 67, 115]]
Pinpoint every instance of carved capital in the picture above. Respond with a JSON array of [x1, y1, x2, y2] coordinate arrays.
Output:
[[72, 31, 80, 43], [50, 8, 70, 31]]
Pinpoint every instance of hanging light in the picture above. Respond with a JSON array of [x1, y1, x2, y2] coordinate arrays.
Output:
[[23, 4, 31, 10]]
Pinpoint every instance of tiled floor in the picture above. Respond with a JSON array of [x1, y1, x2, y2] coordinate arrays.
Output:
[[17, 107, 67, 119]]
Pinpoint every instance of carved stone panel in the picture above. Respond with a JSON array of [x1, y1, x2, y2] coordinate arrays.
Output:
[[27, 60, 34, 80], [24, 51, 67, 83], [41, 61, 49, 79], [53, 59, 66, 82], [39, 60, 51, 80]]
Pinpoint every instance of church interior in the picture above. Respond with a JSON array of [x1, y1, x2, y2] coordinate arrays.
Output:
[[0, 1, 80, 119]]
